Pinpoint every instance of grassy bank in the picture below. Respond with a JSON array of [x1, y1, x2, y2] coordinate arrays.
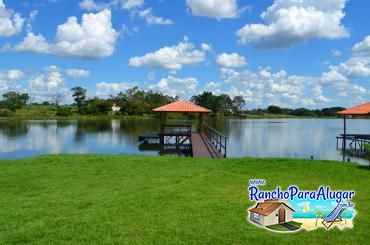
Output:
[[0, 106, 155, 120], [0, 105, 345, 120], [0, 155, 369, 243], [239, 113, 299, 119]]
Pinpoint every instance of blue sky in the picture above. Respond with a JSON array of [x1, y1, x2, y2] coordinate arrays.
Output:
[[0, 0, 369, 108]]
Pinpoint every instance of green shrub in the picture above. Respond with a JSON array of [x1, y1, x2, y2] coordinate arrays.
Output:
[[0, 108, 16, 117], [365, 144, 370, 153], [55, 107, 73, 117], [81, 99, 111, 115]]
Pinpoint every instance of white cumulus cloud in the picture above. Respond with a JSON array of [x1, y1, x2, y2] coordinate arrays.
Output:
[[186, 0, 241, 19], [0, 0, 25, 37], [129, 37, 210, 72], [216, 53, 246, 68], [14, 32, 51, 53], [96, 82, 136, 97], [149, 76, 198, 98], [79, 0, 109, 11], [14, 10, 118, 59], [321, 35, 370, 85], [53, 9, 118, 59], [28, 66, 67, 94], [237, 0, 349, 49], [353, 35, 370, 57], [79, 0, 145, 11], [120, 0, 144, 10], [220, 67, 326, 107], [66, 69, 91, 78], [0, 69, 24, 94], [204, 81, 222, 94], [139, 8, 174, 26], [7, 70, 24, 80]]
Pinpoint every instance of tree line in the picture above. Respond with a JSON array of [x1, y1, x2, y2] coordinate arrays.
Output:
[[0, 88, 345, 117], [253, 105, 346, 117]]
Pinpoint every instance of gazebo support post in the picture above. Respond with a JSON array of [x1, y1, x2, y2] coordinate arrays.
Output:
[[198, 113, 204, 133], [342, 115, 346, 152], [160, 112, 165, 144]]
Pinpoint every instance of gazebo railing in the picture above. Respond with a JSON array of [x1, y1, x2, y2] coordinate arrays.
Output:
[[162, 124, 192, 136], [202, 123, 227, 158]]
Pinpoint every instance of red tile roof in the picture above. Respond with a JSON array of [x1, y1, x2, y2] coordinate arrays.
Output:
[[249, 202, 294, 216], [337, 102, 370, 115], [153, 100, 211, 113]]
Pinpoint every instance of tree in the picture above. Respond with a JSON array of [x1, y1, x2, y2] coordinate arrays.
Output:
[[232, 96, 246, 115], [71, 87, 87, 112], [267, 105, 283, 114], [83, 98, 111, 115], [191, 92, 220, 114], [291, 108, 316, 117], [56, 107, 73, 117], [321, 107, 345, 117], [218, 94, 233, 115], [27, 94, 36, 108], [1, 91, 29, 111], [110, 87, 176, 116], [50, 93, 65, 108]]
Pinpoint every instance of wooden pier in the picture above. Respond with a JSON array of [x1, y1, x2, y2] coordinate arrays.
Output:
[[336, 134, 370, 151], [336, 102, 370, 156], [191, 132, 223, 158], [138, 123, 227, 159]]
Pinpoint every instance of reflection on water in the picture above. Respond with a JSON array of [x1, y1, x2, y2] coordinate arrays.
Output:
[[0, 119, 160, 159], [220, 118, 369, 165], [0, 118, 369, 165]]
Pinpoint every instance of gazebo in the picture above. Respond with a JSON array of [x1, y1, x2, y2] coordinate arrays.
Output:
[[153, 100, 211, 137], [138, 100, 227, 158], [337, 102, 370, 151]]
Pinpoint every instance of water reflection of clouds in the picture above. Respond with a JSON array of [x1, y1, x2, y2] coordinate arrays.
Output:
[[0, 135, 20, 152], [0, 121, 88, 156], [227, 119, 369, 164], [1, 119, 369, 163], [95, 120, 127, 148]]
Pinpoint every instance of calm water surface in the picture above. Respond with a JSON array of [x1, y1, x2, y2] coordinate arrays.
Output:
[[0, 118, 369, 164]]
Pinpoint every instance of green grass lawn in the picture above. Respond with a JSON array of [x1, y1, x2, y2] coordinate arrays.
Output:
[[0, 155, 369, 243]]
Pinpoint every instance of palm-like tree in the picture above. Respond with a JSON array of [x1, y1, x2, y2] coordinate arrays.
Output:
[[315, 209, 324, 227]]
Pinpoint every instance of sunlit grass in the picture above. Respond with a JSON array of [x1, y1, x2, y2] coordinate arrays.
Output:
[[0, 155, 369, 243]]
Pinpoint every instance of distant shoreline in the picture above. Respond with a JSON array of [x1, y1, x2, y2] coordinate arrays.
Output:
[[0, 114, 351, 121], [0, 105, 368, 120]]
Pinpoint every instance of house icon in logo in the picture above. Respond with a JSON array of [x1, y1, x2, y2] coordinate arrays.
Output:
[[249, 200, 295, 227]]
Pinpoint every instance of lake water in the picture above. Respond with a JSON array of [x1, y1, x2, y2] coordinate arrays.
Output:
[[0, 118, 369, 165]]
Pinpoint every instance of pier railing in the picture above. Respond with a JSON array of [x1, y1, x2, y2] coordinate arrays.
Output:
[[162, 124, 192, 136], [202, 123, 228, 158]]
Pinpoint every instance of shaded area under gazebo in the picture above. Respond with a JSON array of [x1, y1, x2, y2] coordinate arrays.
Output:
[[336, 102, 370, 153], [138, 100, 227, 158]]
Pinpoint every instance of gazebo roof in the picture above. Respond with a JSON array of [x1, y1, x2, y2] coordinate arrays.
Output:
[[337, 102, 370, 115], [153, 100, 211, 113]]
